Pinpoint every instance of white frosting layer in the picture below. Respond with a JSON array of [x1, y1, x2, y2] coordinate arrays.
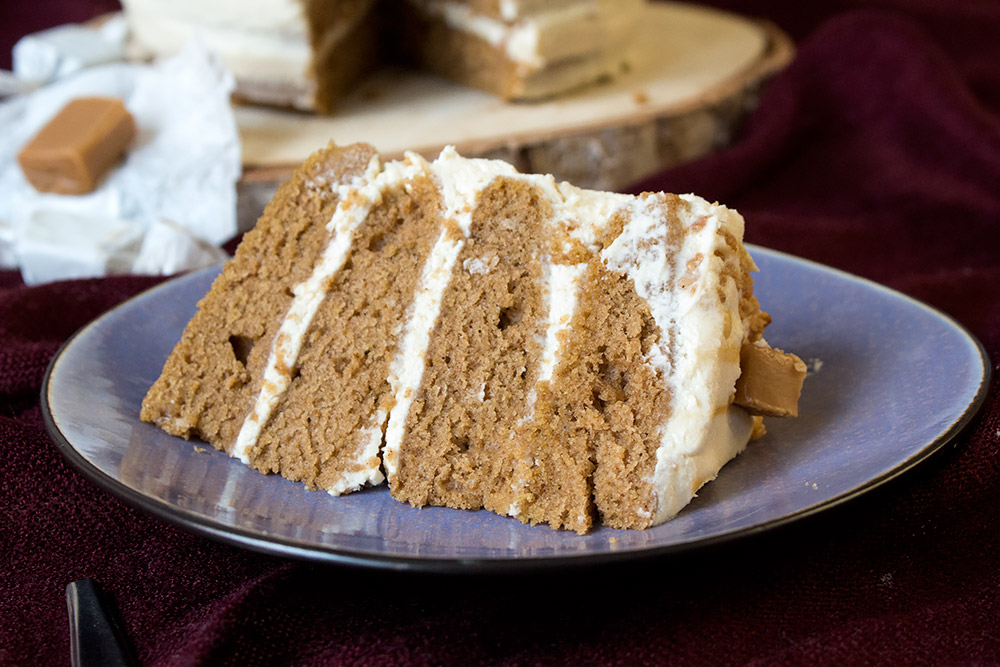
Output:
[[408, 0, 643, 69], [122, 0, 314, 83], [430, 146, 518, 235], [537, 263, 587, 386], [232, 152, 427, 494], [507, 260, 586, 518], [601, 193, 753, 524], [382, 230, 464, 479], [383, 146, 520, 478]]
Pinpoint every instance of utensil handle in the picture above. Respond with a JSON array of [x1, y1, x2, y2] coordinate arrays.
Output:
[[66, 579, 137, 667]]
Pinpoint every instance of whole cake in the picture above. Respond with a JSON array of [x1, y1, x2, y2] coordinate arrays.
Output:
[[141, 142, 805, 533], [120, 0, 645, 112]]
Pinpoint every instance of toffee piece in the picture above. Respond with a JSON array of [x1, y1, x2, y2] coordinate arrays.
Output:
[[734, 343, 807, 418], [18, 97, 136, 195]]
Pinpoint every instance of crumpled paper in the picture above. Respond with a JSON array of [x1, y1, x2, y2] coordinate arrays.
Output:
[[0, 36, 240, 284], [12, 16, 129, 89]]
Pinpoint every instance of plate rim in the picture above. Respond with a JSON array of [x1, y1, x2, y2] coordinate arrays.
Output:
[[41, 246, 993, 573]]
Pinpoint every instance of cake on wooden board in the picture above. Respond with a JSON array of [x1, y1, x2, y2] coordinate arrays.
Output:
[[140, 142, 805, 533], [120, 0, 646, 112]]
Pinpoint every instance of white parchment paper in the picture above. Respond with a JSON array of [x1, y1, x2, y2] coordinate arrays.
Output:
[[0, 38, 239, 284]]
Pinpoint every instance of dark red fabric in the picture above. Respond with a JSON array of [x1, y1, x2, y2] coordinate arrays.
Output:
[[3, 3, 1000, 665], [0, 0, 121, 71]]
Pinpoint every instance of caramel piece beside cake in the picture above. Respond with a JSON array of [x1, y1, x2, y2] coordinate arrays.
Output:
[[18, 97, 135, 195], [734, 343, 807, 418]]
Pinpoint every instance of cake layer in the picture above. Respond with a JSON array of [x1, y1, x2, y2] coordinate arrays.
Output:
[[143, 142, 778, 532], [400, 0, 642, 100], [141, 142, 377, 447], [386, 176, 551, 517], [405, 0, 642, 67], [238, 158, 443, 493], [303, 0, 382, 113]]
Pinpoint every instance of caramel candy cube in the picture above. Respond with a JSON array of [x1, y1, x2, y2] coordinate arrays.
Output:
[[18, 97, 136, 195], [734, 343, 807, 418]]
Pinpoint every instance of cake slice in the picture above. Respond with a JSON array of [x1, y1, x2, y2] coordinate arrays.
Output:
[[141, 142, 802, 532]]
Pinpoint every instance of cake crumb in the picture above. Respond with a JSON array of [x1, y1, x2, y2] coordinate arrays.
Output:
[[463, 257, 492, 275], [193, 445, 207, 454], [633, 89, 649, 105]]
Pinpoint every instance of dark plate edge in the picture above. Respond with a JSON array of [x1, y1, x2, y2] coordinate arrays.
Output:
[[40, 251, 993, 574]]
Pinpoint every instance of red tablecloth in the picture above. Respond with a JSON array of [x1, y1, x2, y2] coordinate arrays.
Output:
[[2, 2, 999, 664]]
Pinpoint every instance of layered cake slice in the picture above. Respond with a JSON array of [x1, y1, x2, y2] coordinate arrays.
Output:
[[141, 142, 804, 532]]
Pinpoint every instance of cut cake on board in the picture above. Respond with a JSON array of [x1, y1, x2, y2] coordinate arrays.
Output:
[[121, 0, 647, 112]]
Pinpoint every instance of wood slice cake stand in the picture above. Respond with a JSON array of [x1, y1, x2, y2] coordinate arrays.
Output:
[[236, 2, 793, 228]]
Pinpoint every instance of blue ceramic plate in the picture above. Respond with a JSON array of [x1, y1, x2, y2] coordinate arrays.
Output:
[[43, 246, 990, 572]]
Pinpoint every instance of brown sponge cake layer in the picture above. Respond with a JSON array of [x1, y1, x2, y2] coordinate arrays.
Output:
[[551, 261, 672, 530], [397, 4, 522, 99], [249, 175, 443, 492], [305, 0, 382, 113], [140, 143, 377, 448], [388, 177, 549, 514]]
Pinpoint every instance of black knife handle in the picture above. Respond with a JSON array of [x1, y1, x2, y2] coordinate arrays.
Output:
[[66, 579, 138, 667]]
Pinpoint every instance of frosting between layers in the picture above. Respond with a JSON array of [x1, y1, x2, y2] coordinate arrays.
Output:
[[602, 194, 753, 523], [407, 0, 643, 69], [506, 260, 586, 518], [383, 147, 520, 477], [537, 263, 587, 388], [382, 229, 464, 478], [231, 152, 426, 494]]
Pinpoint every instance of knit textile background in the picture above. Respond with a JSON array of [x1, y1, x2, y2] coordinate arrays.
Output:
[[1, 2, 998, 664]]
